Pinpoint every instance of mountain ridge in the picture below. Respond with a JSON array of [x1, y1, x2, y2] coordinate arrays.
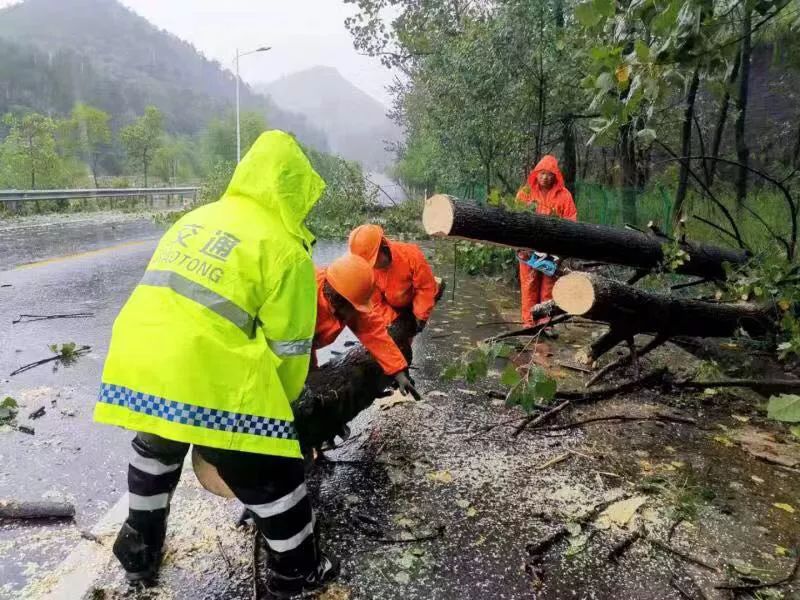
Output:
[[258, 65, 401, 171], [0, 0, 328, 149]]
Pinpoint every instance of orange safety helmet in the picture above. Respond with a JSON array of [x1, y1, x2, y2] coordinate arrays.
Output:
[[326, 254, 375, 313], [348, 224, 385, 267]]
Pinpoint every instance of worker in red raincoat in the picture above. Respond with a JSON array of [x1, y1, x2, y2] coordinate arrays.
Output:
[[312, 254, 420, 400], [516, 155, 577, 330], [348, 224, 439, 334]]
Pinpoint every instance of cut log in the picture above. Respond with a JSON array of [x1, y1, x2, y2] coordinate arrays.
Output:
[[0, 500, 75, 520], [291, 311, 416, 452], [553, 272, 774, 340], [423, 194, 748, 279]]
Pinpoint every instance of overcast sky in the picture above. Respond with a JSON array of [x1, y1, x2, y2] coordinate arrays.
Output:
[[0, 0, 394, 105], [119, 0, 393, 104]]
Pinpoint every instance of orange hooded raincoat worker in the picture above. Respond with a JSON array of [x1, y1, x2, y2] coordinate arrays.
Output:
[[516, 155, 577, 326], [349, 226, 439, 327], [312, 268, 408, 376], [372, 240, 438, 326]]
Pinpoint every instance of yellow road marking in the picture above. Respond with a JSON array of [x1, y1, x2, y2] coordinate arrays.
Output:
[[15, 239, 153, 270]]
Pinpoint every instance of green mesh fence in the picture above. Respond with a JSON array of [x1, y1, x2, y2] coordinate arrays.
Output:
[[440, 181, 675, 235]]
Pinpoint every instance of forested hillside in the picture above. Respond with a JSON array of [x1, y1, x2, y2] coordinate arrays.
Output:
[[0, 0, 327, 147]]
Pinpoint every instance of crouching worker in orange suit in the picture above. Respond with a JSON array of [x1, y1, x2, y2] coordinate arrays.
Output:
[[516, 155, 578, 331], [348, 224, 439, 334], [313, 254, 420, 400]]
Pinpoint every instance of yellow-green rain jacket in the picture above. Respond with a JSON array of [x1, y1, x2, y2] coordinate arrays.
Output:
[[94, 131, 324, 458]]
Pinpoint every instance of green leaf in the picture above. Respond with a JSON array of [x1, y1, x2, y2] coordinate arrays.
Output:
[[442, 365, 462, 381], [49, 344, 58, 354], [0, 397, 18, 424], [790, 426, 800, 440], [767, 395, 800, 423], [634, 40, 650, 62], [506, 384, 523, 408], [517, 386, 539, 414], [494, 344, 513, 359], [501, 364, 522, 387], [593, 0, 615, 19], [464, 358, 488, 383], [575, 2, 603, 27], [535, 378, 558, 403], [636, 128, 657, 145], [596, 72, 615, 92]]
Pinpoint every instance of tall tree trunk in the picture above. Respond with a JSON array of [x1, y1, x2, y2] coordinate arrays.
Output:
[[143, 151, 148, 188], [554, 0, 564, 28], [619, 121, 638, 225], [793, 122, 800, 167], [673, 69, 701, 224], [735, 9, 752, 209], [562, 117, 577, 193], [92, 155, 99, 188], [707, 52, 741, 186], [28, 136, 35, 190]]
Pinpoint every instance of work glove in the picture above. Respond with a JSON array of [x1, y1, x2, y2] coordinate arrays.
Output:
[[415, 319, 428, 333], [394, 370, 421, 401]]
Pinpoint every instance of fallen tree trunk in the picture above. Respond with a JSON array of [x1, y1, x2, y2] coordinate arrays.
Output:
[[423, 194, 748, 279], [195, 312, 419, 496], [553, 272, 774, 340], [292, 311, 416, 452]]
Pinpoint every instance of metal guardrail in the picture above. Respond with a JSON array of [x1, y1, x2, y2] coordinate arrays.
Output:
[[0, 187, 199, 203]]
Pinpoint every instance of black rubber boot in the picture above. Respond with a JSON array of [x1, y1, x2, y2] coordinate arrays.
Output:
[[266, 553, 340, 598], [112, 522, 164, 586]]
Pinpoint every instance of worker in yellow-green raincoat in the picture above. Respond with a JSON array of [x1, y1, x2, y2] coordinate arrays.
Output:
[[94, 131, 338, 596]]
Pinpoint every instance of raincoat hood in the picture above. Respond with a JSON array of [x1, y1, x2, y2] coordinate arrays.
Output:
[[224, 130, 325, 244], [527, 154, 566, 195]]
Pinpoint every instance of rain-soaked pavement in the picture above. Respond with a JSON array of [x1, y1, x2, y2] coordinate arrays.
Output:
[[0, 213, 349, 598], [2, 212, 800, 600]]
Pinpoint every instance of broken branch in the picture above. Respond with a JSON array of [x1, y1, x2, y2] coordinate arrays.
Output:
[[0, 500, 76, 520], [540, 414, 700, 432]]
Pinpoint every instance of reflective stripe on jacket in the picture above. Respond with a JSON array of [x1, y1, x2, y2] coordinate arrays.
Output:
[[94, 131, 324, 459], [313, 268, 408, 376], [372, 240, 438, 324]]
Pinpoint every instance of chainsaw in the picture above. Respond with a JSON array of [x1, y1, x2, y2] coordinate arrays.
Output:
[[518, 252, 559, 277]]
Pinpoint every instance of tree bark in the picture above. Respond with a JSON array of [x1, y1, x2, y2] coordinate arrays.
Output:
[[0, 500, 75, 520], [707, 52, 741, 186], [793, 122, 800, 168], [562, 117, 577, 194], [423, 195, 749, 279], [552, 271, 774, 339], [619, 120, 638, 225], [292, 311, 417, 452], [735, 9, 752, 208], [673, 69, 701, 224]]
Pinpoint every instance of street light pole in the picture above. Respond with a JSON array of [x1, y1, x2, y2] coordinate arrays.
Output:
[[234, 46, 271, 164], [236, 48, 241, 164]]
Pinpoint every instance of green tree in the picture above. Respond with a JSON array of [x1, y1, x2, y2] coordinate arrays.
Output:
[[203, 111, 267, 167], [153, 135, 200, 184], [0, 112, 64, 189], [121, 106, 164, 186], [66, 103, 112, 187]]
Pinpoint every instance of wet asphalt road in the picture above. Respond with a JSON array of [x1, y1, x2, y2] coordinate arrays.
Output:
[[0, 215, 347, 596]]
